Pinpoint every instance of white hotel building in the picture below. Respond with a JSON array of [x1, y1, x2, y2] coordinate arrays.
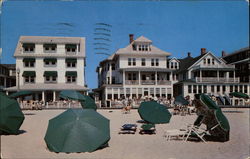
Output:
[[6, 36, 87, 102], [95, 34, 179, 107]]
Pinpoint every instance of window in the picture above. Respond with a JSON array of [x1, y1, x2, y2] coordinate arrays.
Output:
[[198, 85, 202, 93], [24, 76, 35, 83], [151, 74, 155, 80], [203, 85, 207, 93], [151, 59, 155, 66], [234, 85, 238, 92], [44, 44, 57, 53], [193, 85, 197, 93], [171, 62, 174, 69], [211, 85, 214, 92], [128, 58, 132, 66], [23, 43, 35, 53], [207, 59, 211, 65], [222, 85, 226, 93], [112, 77, 115, 84], [65, 44, 77, 53], [132, 44, 136, 51], [141, 58, 146, 66], [156, 59, 159, 66], [23, 58, 35, 67], [138, 45, 148, 51], [132, 73, 136, 80], [44, 58, 57, 67], [132, 58, 136, 66], [244, 85, 248, 93], [167, 61, 169, 68], [111, 63, 115, 70], [230, 86, 233, 92], [175, 62, 178, 69], [44, 71, 57, 83], [67, 76, 76, 83], [66, 58, 77, 68], [217, 85, 220, 92], [188, 85, 192, 93], [212, 59, 215, 65], [128, 73, 132, 80], [203, 59, 206, 64]]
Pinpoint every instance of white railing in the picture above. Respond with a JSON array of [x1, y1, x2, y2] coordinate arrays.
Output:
[[196, 77, 240, 83], [125, 80, 171, 85]]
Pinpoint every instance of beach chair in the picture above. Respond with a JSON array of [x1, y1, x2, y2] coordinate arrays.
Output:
[[185, 123, 220, 143], [164, 129, 187, 141], [139, 123, 156, 135], [119, 124, 137, 134]]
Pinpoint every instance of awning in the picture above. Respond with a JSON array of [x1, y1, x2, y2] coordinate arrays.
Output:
[[22, 43, 35, 48], [44, 58, 57, 63], [65, 44, 77, 49], [22, 71, 36, 77], [44, 44, 57, 48], [65, 71, 77, 77], [23, 58, 35, 62], [65, 58, 77, 63], [43, 71, 57, 77]]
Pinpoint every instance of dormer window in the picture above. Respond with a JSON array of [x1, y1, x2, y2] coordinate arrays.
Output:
[[23, 43, 35, 53], [138, 45, 149, 51], [212, 59, 215, 65], [44, 44, 57, 53]]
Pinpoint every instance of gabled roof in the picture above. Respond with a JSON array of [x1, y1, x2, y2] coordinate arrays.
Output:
[[169, 57, 180, 62], [133, 36, 152, 43]]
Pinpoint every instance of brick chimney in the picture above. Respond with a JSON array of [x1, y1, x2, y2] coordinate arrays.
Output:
[[201, 48, 206, 55], [222, 50, 226, 57], [187, 52, 191, 57], [129, 34, 134, 44]]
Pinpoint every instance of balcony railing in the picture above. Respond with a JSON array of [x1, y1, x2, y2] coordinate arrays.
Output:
[[125, 80, 139, 85], [125, 80, 171, 85], [196, 77, 240, 83]]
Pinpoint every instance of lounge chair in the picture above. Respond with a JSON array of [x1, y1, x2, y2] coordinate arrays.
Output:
[[164, 129, 187, 141], [185, 123, 220, 143], [118, 124, 137, 134], [139, 123, 156, 135]]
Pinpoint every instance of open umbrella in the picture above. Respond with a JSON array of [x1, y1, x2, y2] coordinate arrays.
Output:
[[80, 95, 97, 110], [9, 91, 33, 98], [0, 92, 25, 134], [44, 109, 110, 153], [229, 92, 249, 99], [195, 94, 230, 141], [59, 90, 86, 101], [138, 101, 172, 124], [174, 95, 189, 105]]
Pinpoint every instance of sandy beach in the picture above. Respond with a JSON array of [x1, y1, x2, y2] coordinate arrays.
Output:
[[1, 108, 249, 159]]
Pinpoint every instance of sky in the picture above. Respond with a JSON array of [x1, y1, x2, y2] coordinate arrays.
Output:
[[0, 0, 249, 89]]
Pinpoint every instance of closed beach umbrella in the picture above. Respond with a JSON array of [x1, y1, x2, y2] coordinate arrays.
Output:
[[0, 92, 25, 134], [80, 95, 97, 110], [44, 109, 110, 153], [59, 90, 86, 101], [200, 94, 219, 110], [9, 91, 33, 98], [174, 95, 189, 105], [138, 101, 172, 124], [229, 92, 249, 99]]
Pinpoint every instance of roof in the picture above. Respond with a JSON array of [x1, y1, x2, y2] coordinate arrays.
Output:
[[133, 36, 152, 43], [119, 67, 172, 72], [4, 83, 88, 91], [222, 47, 249, 58], [177, 53, 206, 73], [14, 36, 85, 57], [0, 64, 16, 69]]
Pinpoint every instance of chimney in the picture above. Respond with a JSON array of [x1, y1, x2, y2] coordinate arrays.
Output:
[[222, 50, 226, 57], [129, 34, 134, 44], [201, 48, 206, 55], [187, 52, 191, 57]]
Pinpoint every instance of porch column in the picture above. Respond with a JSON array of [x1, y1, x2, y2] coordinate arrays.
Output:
[[42, 91, 45, 102], [233, 71, 235, 82], [109, 62, 112, 84], [105, 88, 108, 100], [123, 70, 125, 86], [169, 72, 172, 82], [111, 88, 114, 100], [200, 70, 202, 82], [4, 77, 7, 87], [138, 71, 141, 85], [155, 71, 158, 85], [53, 91, 56, 102], [217, 71, 219, 82]]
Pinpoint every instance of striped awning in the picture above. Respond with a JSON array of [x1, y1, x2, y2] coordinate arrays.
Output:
[[22, 43, 35, 48], [65, 71, 77, 77], [43, 71, 57, 77], [23, 58, 35, 62], [65, 44, 77, 49], [44, 58, 57, 63], [65, 58, 77, 63], [22, 71, 36, 77], [43, 44, 57, 48]]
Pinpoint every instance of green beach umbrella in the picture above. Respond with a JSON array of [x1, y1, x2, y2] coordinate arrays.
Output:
[[44, 109, 110, 153], [214, 109, 230, 132], [199, 94, 219, 110], [9, 91, 33, 98], [174, 95, 189, 105], [141, 123, 155, 130], [80, 95, 97, 110], [59, 90, 86, 101], [0, 92, 25, 134], [229, 92, 249, 99], [138, 101, 172, 124]]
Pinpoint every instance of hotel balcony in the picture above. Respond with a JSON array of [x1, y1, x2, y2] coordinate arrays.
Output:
[[125, 80, 171, 85], [195, 77, 240, 83]]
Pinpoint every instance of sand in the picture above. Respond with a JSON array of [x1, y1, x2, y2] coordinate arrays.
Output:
[[1, 108, 249, 159]]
